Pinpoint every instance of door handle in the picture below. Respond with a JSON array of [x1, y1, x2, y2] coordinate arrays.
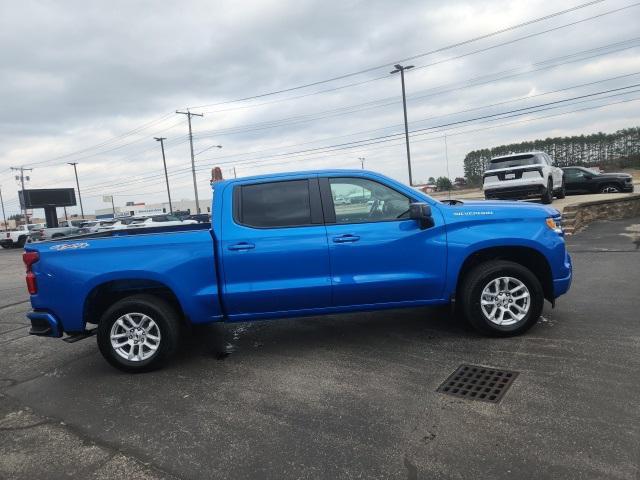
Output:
[[332, 234, 360, 243], [228, 242, 255, 251]]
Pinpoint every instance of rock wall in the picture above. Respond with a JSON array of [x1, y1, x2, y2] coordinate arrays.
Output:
[[562, 194, 640, 235]]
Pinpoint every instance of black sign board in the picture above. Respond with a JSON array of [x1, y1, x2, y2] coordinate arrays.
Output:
[[19, 188, 77, 209]]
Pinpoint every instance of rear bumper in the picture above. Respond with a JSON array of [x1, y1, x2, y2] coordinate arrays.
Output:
[[484, 183, 546, 199], [27, 311, 63, 338]]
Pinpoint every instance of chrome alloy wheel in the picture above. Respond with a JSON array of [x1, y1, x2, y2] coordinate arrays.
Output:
[[601, 185, 620, 193], [480, 277, 530, 326], [110, 313, 161, 362]]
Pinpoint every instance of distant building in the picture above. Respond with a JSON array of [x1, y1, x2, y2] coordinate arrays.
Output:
[[94, 198, 211, 219]]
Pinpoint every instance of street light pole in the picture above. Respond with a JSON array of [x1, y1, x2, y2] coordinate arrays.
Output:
[[358, 157, 365, 169], [154, 137, 173, 214], [176, 110, 204, 213], [67, 162, 85, 219], [390, 64, 414, 186]]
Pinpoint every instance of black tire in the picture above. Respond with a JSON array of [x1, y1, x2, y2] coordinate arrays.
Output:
[[17, 236, 27, 248], [97, 294, 181, 372], [599, 183, 621, 194], [556, 180, 566, 199], [541, 178, 553, 204], [51, 233, 64, 239], [459, 260, 544, 337]]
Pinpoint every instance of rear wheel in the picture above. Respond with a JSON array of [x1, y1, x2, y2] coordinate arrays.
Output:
[[459, 260, 544, 336], [17, 236, 27, 248], [97, 294, 181, 372], [541, 178, 553, 204], [599, 183, 621, 193]]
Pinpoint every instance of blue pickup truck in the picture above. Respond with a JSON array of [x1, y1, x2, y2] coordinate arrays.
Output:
[[23, 170, 572, 372]]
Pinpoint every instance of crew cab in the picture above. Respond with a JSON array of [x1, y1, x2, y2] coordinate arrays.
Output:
[[23, 170, 572, 372], [483, 152, 565, 204], [562, 167, 634, 194], [1, 225, 30, 248]]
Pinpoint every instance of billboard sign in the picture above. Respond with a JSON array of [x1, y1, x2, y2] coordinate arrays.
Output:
[[19, 188, 76, 209]]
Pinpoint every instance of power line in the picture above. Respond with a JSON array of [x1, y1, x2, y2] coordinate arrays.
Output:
[[187, 0, 606, 109], [23, 112, 177, 168], [75, 84, 640, 197], [192, 38, 640, 139]]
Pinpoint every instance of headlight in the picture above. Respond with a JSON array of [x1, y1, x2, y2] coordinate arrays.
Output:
[[545, 217, 563, 234]]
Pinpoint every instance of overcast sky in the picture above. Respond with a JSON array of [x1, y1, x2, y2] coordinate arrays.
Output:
[[1, 0, 639, 217]]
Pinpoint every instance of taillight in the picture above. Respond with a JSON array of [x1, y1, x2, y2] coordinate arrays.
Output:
[[23, 251, 39, 295]]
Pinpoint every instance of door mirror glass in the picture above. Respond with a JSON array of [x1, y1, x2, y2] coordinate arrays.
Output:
[[409, 203, 434, 229]]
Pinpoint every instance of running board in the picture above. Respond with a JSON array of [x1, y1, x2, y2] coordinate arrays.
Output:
[[62, 328, 97, 343]]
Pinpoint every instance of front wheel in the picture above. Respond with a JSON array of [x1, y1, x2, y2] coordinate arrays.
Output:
[[97, 294, 181, 372], [556, 180, 566, 199], [599, 184, 621, 193], [459, 260, 544, 336]]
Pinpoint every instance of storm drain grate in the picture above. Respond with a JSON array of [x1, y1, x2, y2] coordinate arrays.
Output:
[[437, 364, 518, 403]]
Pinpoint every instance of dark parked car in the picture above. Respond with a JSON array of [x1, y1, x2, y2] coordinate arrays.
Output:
[[185, 213, 211, 223], [562, 167, 634, 194]]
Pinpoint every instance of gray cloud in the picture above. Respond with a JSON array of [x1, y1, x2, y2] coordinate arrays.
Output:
[[1, 0, 639, 215]]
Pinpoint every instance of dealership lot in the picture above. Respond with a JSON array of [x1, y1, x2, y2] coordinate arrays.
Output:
[[1, 218, 639, 480]]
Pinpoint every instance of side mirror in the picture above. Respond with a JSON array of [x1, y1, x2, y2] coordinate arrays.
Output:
[[409, 202, 434, 230]]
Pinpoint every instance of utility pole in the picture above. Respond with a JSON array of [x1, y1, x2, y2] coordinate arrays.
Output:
[[11, 166, 33, 224], [358, 157, 365, 169], [233, 167, 237, 179], [67, 163, 85, 219], [0, 186, 7, 231], [154, 137, 173, 214], [390, 64, 415, 186], [176, 110, 204, 213]]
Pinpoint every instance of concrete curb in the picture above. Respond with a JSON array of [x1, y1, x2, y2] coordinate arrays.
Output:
[[562, 194, 640, 235]]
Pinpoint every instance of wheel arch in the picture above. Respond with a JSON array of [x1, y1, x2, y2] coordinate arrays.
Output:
[[84, 278, 186, 326], [455, 246, 554, 303]]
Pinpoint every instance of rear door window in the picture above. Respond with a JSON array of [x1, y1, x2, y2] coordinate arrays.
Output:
[[238, 180, 312, 228]]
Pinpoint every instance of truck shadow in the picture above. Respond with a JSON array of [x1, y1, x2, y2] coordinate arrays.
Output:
[[175, 306, 475, 366]]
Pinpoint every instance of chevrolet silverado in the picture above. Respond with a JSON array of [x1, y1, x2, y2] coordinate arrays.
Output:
[[23, 170, 572, 372]]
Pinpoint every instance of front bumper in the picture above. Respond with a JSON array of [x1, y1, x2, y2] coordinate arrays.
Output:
[[0, 239, 16, 247], [622, 184, 634, 193], [27, 311, 63, 338], [553, 251, 573, 298]]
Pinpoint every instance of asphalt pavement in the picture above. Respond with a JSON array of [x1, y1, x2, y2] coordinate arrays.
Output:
[[0, 218, 639, 479]]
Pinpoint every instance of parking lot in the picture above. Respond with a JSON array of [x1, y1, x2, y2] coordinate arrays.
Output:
[[1, 218, 639, 480]]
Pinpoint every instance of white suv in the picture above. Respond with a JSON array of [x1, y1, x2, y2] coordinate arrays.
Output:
[[482, 152, 565, 204]]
